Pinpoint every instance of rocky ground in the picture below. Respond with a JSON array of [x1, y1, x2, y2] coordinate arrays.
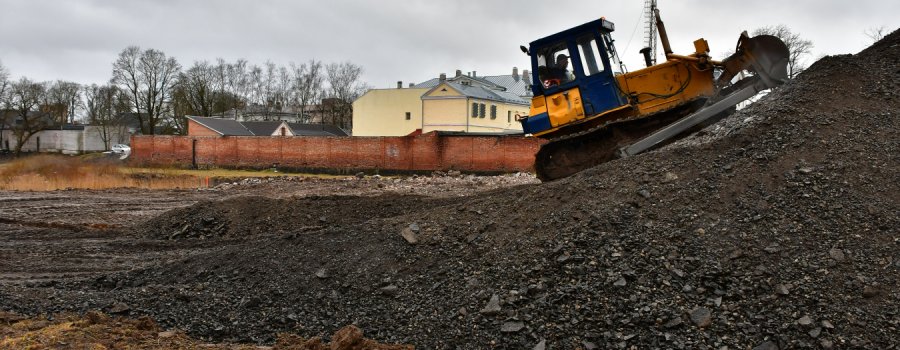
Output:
[[0, 311, 410, 349], [0, 32, 898, 349]]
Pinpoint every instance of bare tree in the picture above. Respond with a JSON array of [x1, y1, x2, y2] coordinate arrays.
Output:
[[178, 60, 217, 117], [262, 61, 278, 117], [753, 25, 814, 79], [248, 64, 264, 115], [291, 60, 323, 123], [4, 78, 50, 155], [864, 26, 887, 43], [0, 59, 10, 105], [214, 58, 228, 116], [111, 46, 181, 134], [225, 59, 250, 113], [84, 84, 130, 150], [46, 80, 82, 125], [325, 62, 369, 130], [111, 46, 141, 127], [105, 56, 369, 129], [0, 60, 10, 150], [274, 65, 291, 114]]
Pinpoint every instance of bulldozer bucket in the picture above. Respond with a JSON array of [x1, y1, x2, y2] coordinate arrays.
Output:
[[717, 33, 790, 88], [742, 34, 791, 86]]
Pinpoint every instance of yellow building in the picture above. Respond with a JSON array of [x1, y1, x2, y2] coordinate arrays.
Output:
[[421, 81, 530, 133], [352, 69, 532, 136], [352, 86, 428, 136]]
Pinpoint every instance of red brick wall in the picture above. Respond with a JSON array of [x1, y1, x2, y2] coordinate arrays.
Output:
[[187, 120, 222, 137], [130, 132, 546, 173]]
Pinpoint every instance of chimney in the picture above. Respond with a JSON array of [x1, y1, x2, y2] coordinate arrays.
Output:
[[456, 69, 462, 77], [439, 73, 447, 81], [472, 71, 477, 77], [397, 81, 403, 89], [513, 67, 519, 78], [523, 69, 530, 83], [408, 82, 414, 88]]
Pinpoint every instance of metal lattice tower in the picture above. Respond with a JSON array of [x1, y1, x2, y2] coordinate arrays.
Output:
[[643, 0, 659, 65]]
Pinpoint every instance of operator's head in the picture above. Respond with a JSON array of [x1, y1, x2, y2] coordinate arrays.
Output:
[[556, 54, 569, 68]]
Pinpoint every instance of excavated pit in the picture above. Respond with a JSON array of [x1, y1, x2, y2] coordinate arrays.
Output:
[[1, 32, 898, 349]]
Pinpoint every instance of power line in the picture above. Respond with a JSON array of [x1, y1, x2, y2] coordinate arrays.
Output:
[[621, 2, 647, 55]]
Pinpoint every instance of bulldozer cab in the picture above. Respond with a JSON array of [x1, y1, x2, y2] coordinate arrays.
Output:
[[522, 18, 628, 135]]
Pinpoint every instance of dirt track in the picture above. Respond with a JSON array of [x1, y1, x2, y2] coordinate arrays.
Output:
[[0, 174, 534, 286], [1, 32, 899, 349]]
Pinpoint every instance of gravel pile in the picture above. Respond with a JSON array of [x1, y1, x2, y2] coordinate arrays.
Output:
[[136, 194, 456, 240], [1, 32, 897, 349]]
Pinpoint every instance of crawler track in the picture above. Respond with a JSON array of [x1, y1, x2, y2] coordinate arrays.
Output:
[[535, 99, 708, 181]]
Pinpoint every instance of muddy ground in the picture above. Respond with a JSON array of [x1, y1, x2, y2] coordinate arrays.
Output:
[[1, 32, 898, 349], [0, 174, 535, 286]]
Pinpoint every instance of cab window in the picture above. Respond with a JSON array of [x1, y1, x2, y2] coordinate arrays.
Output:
[[601, 32, 625, 75], [576, 34, 606, 76], [536, 42, 574, 88]]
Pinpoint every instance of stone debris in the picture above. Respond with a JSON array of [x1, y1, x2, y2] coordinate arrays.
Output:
[[1, 30, 898, 350]]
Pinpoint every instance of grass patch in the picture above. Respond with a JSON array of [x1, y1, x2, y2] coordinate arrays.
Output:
[[0, 155, 202, 191], [0, 154, 350, 191]]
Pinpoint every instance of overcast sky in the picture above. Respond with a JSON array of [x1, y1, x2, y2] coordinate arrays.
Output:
[[0, 0, 896, 88]]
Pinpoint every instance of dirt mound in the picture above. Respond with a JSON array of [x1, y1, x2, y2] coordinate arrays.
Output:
[[0, 311, 411, 350], [1, 32, 897, 349], [276, 325, 413, 350], [136, 194, 455, 240]]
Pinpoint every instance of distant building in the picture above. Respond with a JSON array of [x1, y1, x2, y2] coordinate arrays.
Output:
[[117, 112, 175, 135], [0, 112, 131, 154], [216, 99, 342, 124], [186, 116, 348, 137], [352, 68, 533, 136]]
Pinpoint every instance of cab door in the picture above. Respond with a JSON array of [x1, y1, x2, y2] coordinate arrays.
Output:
[[533, 40, 586, 128], [570, 32, 625, 117]]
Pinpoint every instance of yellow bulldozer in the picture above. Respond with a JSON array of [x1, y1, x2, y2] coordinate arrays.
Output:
[[517, 8, 790, 180]]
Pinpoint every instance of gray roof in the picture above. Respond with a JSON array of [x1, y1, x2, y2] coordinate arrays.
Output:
[[413, 78, 441, 89], [482, 74, 533, 98], [413, 73, 533, 99], [188, 116, 253, 136], [427, 82, 529, 105], [189, 116, 349, 137], [243, 121, 286, 136], [287, 123, 349, 136], [415, 76, 500, 89]]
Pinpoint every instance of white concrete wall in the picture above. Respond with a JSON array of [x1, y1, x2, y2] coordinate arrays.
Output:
[[0, 126, 131, 153]]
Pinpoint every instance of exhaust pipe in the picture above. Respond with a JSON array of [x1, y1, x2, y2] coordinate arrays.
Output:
[[655, 8, 674, 58], [640, 47, 654, 67]]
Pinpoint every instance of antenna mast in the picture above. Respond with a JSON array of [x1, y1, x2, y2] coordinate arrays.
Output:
[[643, 0, 659, 65]]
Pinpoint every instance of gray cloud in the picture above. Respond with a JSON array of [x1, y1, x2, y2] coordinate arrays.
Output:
[[1, 0, 896, 87]]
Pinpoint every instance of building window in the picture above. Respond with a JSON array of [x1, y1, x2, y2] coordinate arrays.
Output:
[[508, 111, 512, 123], [479, 103, 486, 118], [490, 105, 497, 119], [405, 112, 411, 120], [472, 103, 478, 118]]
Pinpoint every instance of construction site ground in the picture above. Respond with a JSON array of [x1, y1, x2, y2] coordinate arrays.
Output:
[[1, 32, 898, 349]]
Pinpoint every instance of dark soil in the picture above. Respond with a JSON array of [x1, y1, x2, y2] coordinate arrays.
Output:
[[136, 195, 456, 240], [0, 311, 411, 349], [1, 32, 898, 349]]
